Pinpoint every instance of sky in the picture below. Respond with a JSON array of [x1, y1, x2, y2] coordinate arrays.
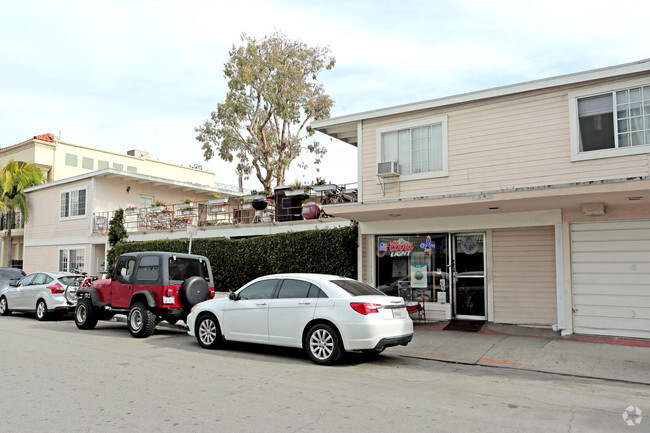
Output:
[[2, 0, 649, 191]]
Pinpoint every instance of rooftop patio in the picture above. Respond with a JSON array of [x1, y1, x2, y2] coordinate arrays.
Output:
[[92, 183, 358, 235]]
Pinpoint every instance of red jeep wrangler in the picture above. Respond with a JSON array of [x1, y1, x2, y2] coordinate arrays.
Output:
[[74, 251, 214, 338]]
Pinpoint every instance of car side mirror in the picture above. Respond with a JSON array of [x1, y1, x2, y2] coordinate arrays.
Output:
[[228, 292, 237, 301], [9, 280, 18, 287]]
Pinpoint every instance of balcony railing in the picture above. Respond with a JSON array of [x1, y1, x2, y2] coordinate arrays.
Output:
[[0, 211, 24, 231], [92, 184, 358, 235]]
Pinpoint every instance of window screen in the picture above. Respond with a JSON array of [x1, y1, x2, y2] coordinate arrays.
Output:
[[82, 157, 94, 170], [65, 153, 78, 167]]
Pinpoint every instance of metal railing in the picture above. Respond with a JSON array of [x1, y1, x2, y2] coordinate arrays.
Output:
[[0, 211, 24, 231], [92, 185, 358, 235]]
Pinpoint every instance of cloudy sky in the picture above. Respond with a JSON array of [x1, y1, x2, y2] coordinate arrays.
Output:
[[2, 0, 649, 190]]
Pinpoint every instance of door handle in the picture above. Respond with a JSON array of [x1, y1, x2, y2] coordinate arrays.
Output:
[[256, 302, 267, 306], [298, 301, 311, 305], [127, 286, 131, 290]]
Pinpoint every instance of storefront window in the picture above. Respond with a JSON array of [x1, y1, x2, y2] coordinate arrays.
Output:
[[376, 234, 449, 303]]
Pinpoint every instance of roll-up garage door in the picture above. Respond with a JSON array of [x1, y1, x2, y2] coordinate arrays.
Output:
[[571, 221, 650, 339]]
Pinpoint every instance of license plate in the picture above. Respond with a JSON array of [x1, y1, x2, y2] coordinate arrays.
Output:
[[392, 308, 404, 318], [163, 296, 175, 305]]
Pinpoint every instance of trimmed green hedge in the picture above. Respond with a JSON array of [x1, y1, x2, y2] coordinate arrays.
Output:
[[113, 224, 358, 291]]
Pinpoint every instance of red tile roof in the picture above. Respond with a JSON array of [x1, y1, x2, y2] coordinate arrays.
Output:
[[33, 133, 56, 143], [0, 133, 57, 151]]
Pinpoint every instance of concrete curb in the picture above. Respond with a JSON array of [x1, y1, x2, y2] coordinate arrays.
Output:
[[393, 323, 650, 385]]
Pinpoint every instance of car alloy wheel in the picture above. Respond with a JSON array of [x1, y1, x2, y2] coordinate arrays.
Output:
[[0, 297, 9, 316], [36, 300, 47, 321], [199, 318, 216, 345], [310, 329, 334, 360], [196, 315, 222, 349], [306, 324, 342, 365]]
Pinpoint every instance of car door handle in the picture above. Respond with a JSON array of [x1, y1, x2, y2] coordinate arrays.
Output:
[[127, 286, 131, 290], [298, 301, 311, 305], [256, 302, 267, 306]]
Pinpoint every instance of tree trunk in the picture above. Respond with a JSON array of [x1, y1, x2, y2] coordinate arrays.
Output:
[[5, 209, 13, 268]]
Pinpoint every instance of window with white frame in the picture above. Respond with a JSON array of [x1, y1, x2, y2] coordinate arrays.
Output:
[[59, 248, 85, 272], [571, 81, 650, 160], [377, 116, 448, 180], [60, 188, 87, 218]]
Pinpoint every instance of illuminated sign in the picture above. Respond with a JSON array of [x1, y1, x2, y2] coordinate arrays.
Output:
[[377, 239, 414, 257], [420, 236, 436, 249], [389, 241, 413, 252]]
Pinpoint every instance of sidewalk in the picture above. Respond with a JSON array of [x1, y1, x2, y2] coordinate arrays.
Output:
[[388, 321, 650, 385]]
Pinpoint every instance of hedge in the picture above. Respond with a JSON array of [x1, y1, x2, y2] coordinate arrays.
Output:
[[113, 224, 358, 291]]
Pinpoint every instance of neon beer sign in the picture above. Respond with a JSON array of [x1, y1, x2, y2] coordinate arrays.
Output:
[[389, 240, 412, 257]]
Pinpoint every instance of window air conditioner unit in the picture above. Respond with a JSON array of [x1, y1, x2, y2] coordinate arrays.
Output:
[[377, 161, 399, 177]]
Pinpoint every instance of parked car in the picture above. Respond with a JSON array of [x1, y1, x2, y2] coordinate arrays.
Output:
[[187, 273, 413, 365], [0, 267, 26, 292], [0, 271, 81, 320], [75, 251, 214, 338]]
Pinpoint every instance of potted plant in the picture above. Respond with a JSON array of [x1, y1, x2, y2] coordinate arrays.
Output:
[[150, 200, 166, 212], [239, 199, 253, 210], [243, 190, 266, 201], [312, 177, 337, 192], [209, 193, 229, 205], [125, 205, 138, 215], [285, 180, 310, 197], [178, 196, 196, 210]]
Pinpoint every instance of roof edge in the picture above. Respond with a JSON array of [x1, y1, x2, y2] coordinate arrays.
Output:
[[23, 167, 237, 195], [313, 58, 650, 128]]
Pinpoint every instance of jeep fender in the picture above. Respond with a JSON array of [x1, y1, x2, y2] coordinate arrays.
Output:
[[130, 291, 157, 309], [77, 288, 101, 307]]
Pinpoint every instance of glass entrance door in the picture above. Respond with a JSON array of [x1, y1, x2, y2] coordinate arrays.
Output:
[[453, 233, 486, 319]]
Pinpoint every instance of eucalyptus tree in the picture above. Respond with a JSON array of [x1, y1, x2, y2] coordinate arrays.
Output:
[[196, 31, 335, 194]]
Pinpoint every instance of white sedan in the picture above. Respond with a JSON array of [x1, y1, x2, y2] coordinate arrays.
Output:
[[187, 273, 413, 365]]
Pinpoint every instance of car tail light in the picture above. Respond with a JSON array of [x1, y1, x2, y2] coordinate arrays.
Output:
[[165, 288, 175, 297], [350, 302, 381, 315], [48, 283, 64, 294], [208, 289, 215, 299]]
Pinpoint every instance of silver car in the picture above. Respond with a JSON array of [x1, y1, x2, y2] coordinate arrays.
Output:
[[0, 267, 26, 292], [0, 272, 82, 320]]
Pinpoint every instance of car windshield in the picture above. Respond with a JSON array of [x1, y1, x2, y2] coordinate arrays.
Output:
[[168, 257, 210, 282], [331, 280, 386, 297]]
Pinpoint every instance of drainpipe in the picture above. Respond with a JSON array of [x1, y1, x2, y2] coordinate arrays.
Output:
[[553, 223, 566, 331]]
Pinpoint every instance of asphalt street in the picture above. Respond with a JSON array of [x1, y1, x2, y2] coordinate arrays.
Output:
[[1, 315, 649, 432]]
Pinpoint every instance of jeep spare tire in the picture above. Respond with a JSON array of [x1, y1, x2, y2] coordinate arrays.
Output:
[[180, 276, 209, 307]]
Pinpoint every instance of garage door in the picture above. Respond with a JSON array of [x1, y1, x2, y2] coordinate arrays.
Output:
[[571, 221, 650, 339]]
